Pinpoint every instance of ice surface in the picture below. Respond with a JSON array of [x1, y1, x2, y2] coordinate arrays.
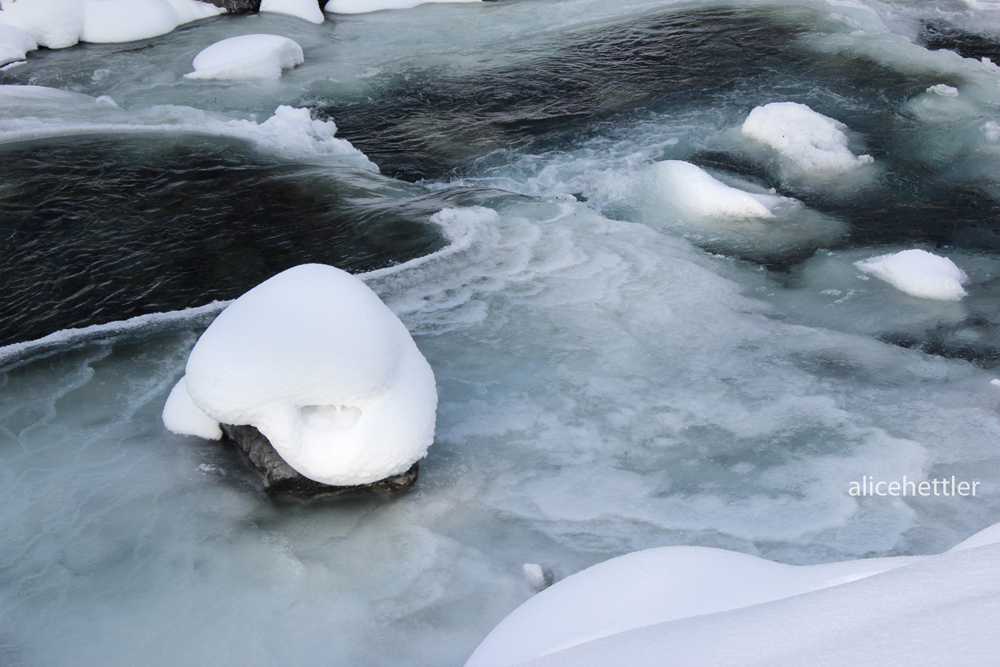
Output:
[[163, 375, 222, 440], [855, 249, 968, 301], [466, 521, 1000, 667], [185, 34, 304, 80], [0, 0, 220, 48], [182, 264, 438, 486], [324, 0, 479, 15], [740, 102, 874, 185], [0, 23, 34, 66], [260, 0, 325, 23]]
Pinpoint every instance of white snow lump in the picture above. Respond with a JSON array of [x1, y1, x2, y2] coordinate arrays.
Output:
[[163, 264, 438, 487]]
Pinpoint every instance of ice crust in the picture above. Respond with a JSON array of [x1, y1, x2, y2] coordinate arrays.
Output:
[[260, 0, 324, 24], [185, 34, 304, 80], [466, 522, 1000, 667], [324, 0, 479, 14], [177, 264, 438, 486], [855, 249, 968, 301], [0, 0, 221, 48], [741, 102, 874, 179]]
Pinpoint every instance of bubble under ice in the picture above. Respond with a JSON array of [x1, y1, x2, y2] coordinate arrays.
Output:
[[3, 0, 1000, 666]]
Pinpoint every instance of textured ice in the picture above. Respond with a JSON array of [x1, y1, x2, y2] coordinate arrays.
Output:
[[0, 0, 220, 48], [741, 102, 874, 181], [185, 34, 304, 81], [466, 521, 1000, 667], [324, 0, 479, 14], [180, 264, 438, 486], [260, 0, 324, 24], [855, 249, 968, 301]]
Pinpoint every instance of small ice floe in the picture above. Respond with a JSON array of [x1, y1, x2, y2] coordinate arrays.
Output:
[[260, 0, 325, 24], [854, 249, 967, 301], [324, 0, 480, 14], [185, 34, 304, 81], [741, 102, 873, 175], [522, 563, 552, 591], [927, 84, 959, 97], [645, 160, 845, 259], [164, 264, 437, 488]]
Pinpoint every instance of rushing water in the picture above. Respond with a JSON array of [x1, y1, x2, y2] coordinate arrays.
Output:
[[2, 1, 1000, 666]]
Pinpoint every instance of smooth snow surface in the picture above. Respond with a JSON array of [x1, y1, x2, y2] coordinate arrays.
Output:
[[653, 160, 777, 219], [855, 249, 968, 301], [186, 34, 304, 80], [182, 264, 438, 486], [741, 102, 874, 181], [0, 0, 220, 48], [324, 0, 479, 14], [0, 23, 34, 66], [467, 521, 1000, 667], [260, 0, 324, 24], [163, 376, 222, 440]]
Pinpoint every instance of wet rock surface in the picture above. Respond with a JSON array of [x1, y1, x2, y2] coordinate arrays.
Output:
[[220, 423, 420, 497]]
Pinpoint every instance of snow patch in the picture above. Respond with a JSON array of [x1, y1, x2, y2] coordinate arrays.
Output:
[[163, 376, 222, 440], [653, 160, 779, 219], [324, 0, 480, 14], [741, 102, 874, 178], [185, 34, 304, 81], [927, 83, 959, 97], [854, 249, 968, 301], [0, 0, 221, 48], [0, 22, 35, 66], [260, 0, 324, 23], [181, 264, 438, 487]]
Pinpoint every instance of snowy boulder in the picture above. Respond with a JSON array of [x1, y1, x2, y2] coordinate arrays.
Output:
[[185, 34, 304, 80], [324, 0, 479, 14], [166, 264, 438, 489], [259, 0, 324, 23], [854, 249, 967, 301], [741, 102, 874, 181], [654, 160, 780, 219], [0, 23, 36, 66], [0, 0, 83, 48]]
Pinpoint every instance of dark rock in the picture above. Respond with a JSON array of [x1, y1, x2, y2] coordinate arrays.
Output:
[[196, 0, 327, 14], [220, 423, 419, 498]]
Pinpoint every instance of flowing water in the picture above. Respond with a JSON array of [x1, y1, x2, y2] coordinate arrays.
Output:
[[2, 1, 1000, 665]]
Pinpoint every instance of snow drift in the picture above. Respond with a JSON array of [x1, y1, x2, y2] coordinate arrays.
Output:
[[164, 264, 438, 487], [855, 249, 968, 301]]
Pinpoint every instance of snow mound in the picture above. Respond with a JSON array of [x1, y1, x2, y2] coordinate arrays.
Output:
[[741, 102, 873, 177], [927, 83, 959, 97], [654, 160, 779, 219], [854, 249, 968, 301], [178, 264, 438, 487], [260, 0, 324, 23], [163, 376, 222, 440], [185, 34, 304, 81], [0, 0, 221, 48], [466, 522, 1000, 667], [324, 0, 480, 14], [0, 23, 35, 66]]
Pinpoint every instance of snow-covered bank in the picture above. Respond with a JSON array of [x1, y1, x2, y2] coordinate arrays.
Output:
[[466, 522, 1000, 667], [0, 0, 222, 48]]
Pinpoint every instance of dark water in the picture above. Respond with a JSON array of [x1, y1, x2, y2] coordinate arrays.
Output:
[[0, 133, 444, 347]]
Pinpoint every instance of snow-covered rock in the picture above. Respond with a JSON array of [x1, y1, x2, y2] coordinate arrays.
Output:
[[259, 0, 324, 23], [0, 23, 35, 66], [466, 521, 1000, 667], [0, 0, 221, 48], [168, 264, 437, 487], [324, 0, 479, 15], [854, 249, 968, 301], [185, 34, 304, 80], [741, 102, 874, 178], [163, 375, 222, 440]]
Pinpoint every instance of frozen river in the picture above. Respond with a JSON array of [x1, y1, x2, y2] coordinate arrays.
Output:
[[2, 1, 1000, 665]]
